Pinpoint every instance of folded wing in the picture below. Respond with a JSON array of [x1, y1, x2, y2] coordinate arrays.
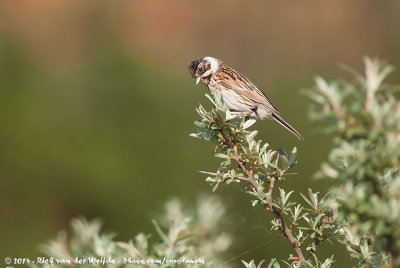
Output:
[[218, 66, 279, 114]]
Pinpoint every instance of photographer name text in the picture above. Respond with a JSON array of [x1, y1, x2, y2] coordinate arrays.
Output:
[[5, 257, 205, 266]]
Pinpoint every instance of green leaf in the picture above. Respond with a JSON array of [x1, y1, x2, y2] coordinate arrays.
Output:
[[300, 193, 314, 209], [280, 155, 289, 171], [151, 220, 169, 244], [267, 259, 279, 268], [313, 214, 325, 229], [205, 94, 217, 106], [360, 239, 370, 258], [308, 188, 318, 210], [241, 260, 255, 268], [212, 183, 219, 192], [257, 260, 266, 268], [194, 120, 205, 127], [288, 162, 297, 170], [259, 143, 269, 156], [277, 148, 286, 156], [289, 147, 297, 165]]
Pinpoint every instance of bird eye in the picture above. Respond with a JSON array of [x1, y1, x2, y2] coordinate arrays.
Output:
[[199, 67, 203, 72]]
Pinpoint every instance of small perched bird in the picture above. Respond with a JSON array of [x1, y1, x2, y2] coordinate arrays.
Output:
[[188, 56, 304, 140]]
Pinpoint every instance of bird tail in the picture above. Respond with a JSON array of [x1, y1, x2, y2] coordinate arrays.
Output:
[[271, 113, 304, 141]]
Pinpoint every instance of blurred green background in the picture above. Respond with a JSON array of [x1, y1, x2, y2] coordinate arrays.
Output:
[[1, 1, 400, 267]]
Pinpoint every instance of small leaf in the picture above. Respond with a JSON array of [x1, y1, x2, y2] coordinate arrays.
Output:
[[277, 149, 286, 156], [267, 259, 279, 268], [242, 119, 257, 129], [308, 188, 319, 210], [289, 147, 297, 165], [280, 155, 289, 171], [151, 220, 169, 243], [313, 214, 325, 229], [247, 130, 259, 140], [288, 162, 297, 170], [241, 260, 255, 268], [257, 260, 266, 268], [194, 120, 205, 127], [205, 94, 217, 106], [302, 215, 310, 224], [205, 177, 215, 182], [259, 143, 269, 156], [360, 239, 370, 258], [300, 193, 314, 209], [212, 183, 219, 192]]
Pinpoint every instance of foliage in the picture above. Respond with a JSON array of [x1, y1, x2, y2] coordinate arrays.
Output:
[[32, 57, 400, 268], [306, 57, 400, 267], [191, 95, 339, 267], [31, 195, 233, 268]]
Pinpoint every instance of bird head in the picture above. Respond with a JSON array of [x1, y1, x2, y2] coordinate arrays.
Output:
[[188, 56, 219, 85]]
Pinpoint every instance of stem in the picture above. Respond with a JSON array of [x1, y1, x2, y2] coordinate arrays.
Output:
[[266, 176, 307, 267], [222, 132, 307, 267]]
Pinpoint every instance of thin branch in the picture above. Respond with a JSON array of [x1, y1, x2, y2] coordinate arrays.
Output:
[[220, 132, 259, 189], [266, 176, 307, 267], [222, 131, 307, 267], [231, 147, 258, 189]]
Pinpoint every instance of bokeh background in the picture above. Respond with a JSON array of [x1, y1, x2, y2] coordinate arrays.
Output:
[[1, 1, 400, 267]]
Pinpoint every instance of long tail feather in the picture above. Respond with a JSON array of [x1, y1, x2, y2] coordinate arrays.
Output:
[[271, 113, 304, 141]]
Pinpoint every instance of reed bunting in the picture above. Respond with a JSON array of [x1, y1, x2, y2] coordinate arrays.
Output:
[[188, 56, 303, 140]]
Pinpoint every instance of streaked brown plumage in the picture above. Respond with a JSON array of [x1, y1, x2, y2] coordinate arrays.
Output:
[[188, 56, 303, 140]]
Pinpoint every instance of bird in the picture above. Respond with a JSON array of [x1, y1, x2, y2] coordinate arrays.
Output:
[[188, 56, 303, 140]]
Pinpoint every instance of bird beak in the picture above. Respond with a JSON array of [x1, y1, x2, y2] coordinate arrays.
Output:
[[195, 77, 201, 85]]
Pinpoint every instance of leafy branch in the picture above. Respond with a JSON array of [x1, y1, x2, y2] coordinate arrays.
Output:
[[306, 57, 400, 267], [31, 196, 233, 268], [191, 95, 339, 267]]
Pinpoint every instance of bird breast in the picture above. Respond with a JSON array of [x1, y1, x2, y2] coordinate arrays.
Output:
[[220, 89, 253, 112], [208, 77, 253, 112]]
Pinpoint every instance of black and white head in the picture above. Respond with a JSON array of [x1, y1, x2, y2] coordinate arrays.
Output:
[[188, 56, 219, 85]]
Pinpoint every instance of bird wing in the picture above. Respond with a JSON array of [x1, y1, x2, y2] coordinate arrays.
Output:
[[218, 66, 279, 113]]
